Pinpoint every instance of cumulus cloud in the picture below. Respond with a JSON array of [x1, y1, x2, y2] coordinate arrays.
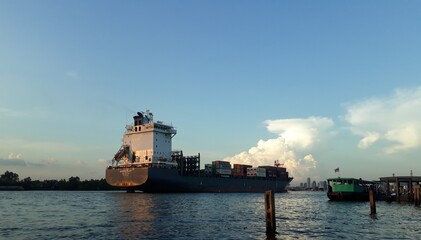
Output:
[[345, 86, 421, 154], [224, 137, 295, 167], [0, 153, 26, 166], [357, 132, 380, 149], [265, 117, 334, 149], [224, 117, 333, 183], [283, 154, 317, 182], [8, 153, 22, 160]]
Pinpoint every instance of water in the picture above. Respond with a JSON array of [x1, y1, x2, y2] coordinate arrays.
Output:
[[1, 191, 421, 239]]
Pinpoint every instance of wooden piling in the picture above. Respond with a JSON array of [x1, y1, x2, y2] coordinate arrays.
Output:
[[369, 188, 376, 214], [265, 190, 276, 237], [396, 178, 400, 202], [414, 185, 420, 206]]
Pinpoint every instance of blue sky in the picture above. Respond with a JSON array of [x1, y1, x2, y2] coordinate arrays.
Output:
[[1, 1, 421, 184]]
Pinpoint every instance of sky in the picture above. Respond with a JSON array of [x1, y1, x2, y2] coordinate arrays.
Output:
[[1, 1, 421, 185]]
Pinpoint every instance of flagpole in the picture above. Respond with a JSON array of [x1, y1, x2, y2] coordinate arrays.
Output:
[[334, 168, 340, 178]]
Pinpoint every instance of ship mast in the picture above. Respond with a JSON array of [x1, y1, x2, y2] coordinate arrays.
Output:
[[274, 160, 284, 167]]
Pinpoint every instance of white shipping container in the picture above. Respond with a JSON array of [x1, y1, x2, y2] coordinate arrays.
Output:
[[247, 167, 257, 177], [216, 168, 232, 175], [256, 167, 266, 177]]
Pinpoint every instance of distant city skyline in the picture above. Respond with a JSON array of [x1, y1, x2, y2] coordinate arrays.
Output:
[[2, 1, 421, 184]]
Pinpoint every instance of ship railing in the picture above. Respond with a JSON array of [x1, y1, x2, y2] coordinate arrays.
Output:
[[110, 162, 151, 168], [111, 162, 179, 169], [151, 162, 178, 169]]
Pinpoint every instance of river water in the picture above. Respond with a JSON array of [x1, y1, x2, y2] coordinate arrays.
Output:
[[1, 191, 421, 239]]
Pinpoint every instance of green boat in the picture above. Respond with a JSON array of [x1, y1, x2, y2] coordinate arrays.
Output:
[[327, 177, 375, 201]]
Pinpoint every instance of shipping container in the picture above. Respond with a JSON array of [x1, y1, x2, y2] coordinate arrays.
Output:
[[256, 167, 266, 177], [214, 160, 230, 164], [247, 167, 256, 177], [258, 166, 287, 178], [247, 167, 266, 177], [205, 164, 212, 176], [211, 160, 232, 176], [212, 160, 231, 169], [233, 164, 252, 168], [216, 168, 231, 176], [232, 164, 252, 177]]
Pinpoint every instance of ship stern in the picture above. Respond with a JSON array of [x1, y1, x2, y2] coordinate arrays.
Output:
[[105, 166, 148, 188]]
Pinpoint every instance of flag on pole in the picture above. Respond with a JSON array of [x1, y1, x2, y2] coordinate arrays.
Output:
[[334, 168, 339, 173]]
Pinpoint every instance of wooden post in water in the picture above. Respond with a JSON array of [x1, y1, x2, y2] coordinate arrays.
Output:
[[265, 190, 276, 237], [414, 185, 420, 206], [396, 178, 400, 202], [369, 187, 376, 214]]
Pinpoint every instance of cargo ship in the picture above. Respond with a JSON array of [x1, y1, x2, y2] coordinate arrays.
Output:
[[105, 110, 293, 193]]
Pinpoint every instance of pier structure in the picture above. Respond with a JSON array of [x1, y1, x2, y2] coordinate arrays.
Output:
[[379, 175, 421, 202]]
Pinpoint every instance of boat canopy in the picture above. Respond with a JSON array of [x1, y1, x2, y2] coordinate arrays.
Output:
[[327, 178, 375, 185]]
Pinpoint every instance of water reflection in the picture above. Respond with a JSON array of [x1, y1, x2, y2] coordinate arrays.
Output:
[[110, 192, 157, 239], [109, 192, 269, 239], [3, 191, 420, 239]]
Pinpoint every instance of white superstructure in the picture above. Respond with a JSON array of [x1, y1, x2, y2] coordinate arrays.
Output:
[[112, 110, 177, 166]]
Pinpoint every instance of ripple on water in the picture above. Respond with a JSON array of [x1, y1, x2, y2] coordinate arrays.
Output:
[[2, 191, 421, 239]]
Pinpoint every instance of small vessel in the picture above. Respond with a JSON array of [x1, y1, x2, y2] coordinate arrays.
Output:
[[327, 177, 376, 201], [105, 110, 293, 193]]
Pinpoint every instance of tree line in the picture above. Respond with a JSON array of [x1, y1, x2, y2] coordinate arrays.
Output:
[[0, 170, 119, 190]]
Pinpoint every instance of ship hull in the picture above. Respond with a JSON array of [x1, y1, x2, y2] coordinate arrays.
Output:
[[327, 192, 369, 201], [106, 166, 292, 193]]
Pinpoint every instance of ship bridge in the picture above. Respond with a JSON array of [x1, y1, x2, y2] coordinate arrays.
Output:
[[114, 110, 177, 166]]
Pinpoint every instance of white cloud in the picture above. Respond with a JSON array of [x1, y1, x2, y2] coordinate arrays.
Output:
[[8, 152, 22, 160], [265, 117, 334, 149], [384, 124, 419, 154], [345, 86, 421, 154], [283, 154, 317, 182], [224, 137, 295, 167], [0, 153, 26, 166], [224, 117, 333, 183], [357, 132, 380, 149]]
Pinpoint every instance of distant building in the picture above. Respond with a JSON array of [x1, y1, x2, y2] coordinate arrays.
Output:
[[312, 181, 317, 190], [315, 181, 328, 191], [296, 179, 328, 191]]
